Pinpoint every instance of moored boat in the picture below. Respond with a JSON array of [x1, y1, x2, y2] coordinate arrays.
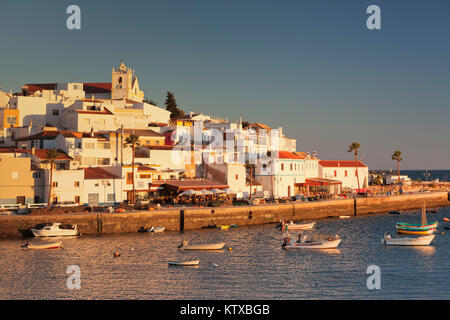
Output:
[[22, 241, 63, 249], [382, 233, 434, 246], [282, 234, 341, 249], [396, 203, 438, 235], [31, 223, 78, 237], [389, 211, 401, 215], [396, 227, 436, 235], [178, 239, 225, 250], [168, 259, 200, 266], [280, 220, 315, 231]]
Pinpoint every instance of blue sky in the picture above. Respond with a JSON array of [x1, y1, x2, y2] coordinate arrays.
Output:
[[0, 0, 449, 169]]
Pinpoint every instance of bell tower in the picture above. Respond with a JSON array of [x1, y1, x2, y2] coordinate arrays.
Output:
[[111, 60, 144, 102]]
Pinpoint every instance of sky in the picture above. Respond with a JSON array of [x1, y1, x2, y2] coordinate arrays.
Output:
[[0, 0, 449, 169]]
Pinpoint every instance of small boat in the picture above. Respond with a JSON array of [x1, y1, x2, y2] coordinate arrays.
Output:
[[138, 226, 165, 233], [382, 233, 434, 246], [31, 223, 78, 237], [339, 216, 351, 219], [282, 234, 341, 249], [389, 211, 401, 215], [216, 224, 230, 230], [22, 241, 62, 250], [280, 220, 315, 231], [202, 224, 217, 229], [396, 203, 438, 234], [168, 259, 200, 266], [178, 239, 225, 250]]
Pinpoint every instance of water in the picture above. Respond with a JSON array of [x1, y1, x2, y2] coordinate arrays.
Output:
[[1, 207, 450, 300], [372, 170, 450, 182]]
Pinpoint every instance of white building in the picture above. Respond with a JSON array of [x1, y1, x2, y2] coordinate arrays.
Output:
[[319, 160, 369, 191]]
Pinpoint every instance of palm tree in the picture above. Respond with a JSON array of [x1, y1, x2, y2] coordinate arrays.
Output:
[[124, 134, 140, 204], [392, 150, 403, 185], [245, 161, 256, 200], [348, 142, 361, 193], [46, 149, 58, 209]]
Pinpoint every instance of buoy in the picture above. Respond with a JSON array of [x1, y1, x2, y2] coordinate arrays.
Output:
[[113, 251, 121, 257], [228, 247, 232, 251]]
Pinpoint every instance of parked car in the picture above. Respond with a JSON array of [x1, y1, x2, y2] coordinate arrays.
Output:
[[54, 201, 78, 207]]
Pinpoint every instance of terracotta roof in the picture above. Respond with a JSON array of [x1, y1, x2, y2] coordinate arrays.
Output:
[[137, 166, 157, 172], [277, 151, 304, 160], [84, 167, 120, 180], [244, 122, 271, 132], [0, 148, 72, 160], [14, 130, 107, 141], [319, 160, 367, 168], [22, 83, 57, 94], [123, 129, 164, 137], [83, 83, 111, 94]]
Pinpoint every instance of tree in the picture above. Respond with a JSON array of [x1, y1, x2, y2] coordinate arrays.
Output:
[[46, 149, 59, 209], [245, 161, 256, 200], [165, 91, 185, 119], [124, 134, 140, 204], [348, 142, 361, 193], [392, 150, 403, 185]]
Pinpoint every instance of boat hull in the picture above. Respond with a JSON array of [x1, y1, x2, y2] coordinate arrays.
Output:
[[396, 222, 438, 230], [168, 260, 200, 266], [23, 242, 62, 249], [382, 235, 434, 246], [281, 222, 316, 231], [181, 242, 225, 250], [396, 228, 436, 235], [284, 239, 341, 249], [31, 229, 77, 237]]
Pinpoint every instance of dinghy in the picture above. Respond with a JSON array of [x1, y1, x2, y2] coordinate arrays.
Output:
[[282, 234, 341, 249], [22, 241, 62, 250], [178, 239, 225, 250], [279, 220, 315, 231], [168, 259, 200, 266], [382, 233, 434, 246]]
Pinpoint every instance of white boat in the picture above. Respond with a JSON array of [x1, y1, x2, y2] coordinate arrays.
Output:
[[22, 241, 63, 250], [282, 234, 341, 249], [150, 226, 165, 233], [339, 216, 351, 219], [178, 239, 225, 250], [31, 223, 78, 237], [381, 233, 435, 246], [168, 259, 200, 266], [280, 220, 315, 231]]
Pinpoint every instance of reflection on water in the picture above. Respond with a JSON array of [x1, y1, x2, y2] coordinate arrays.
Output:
[[1, 207, 450, 299]]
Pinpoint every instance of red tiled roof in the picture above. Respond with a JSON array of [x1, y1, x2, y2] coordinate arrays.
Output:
[[244, 122, 271, 132], [22, 83, 57, 94], [0, 148, 72, 160], [123, 129, 164, 137], [319, 160, 367, 168], [14, 130, 61, 141], [277, 151, 304, 160], [84, 167, 120, 180], [83, 83, 111, 94], [138, 166, 157, 171]]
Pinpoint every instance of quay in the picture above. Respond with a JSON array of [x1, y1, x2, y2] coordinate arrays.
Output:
[[1, 192, 449, 239]]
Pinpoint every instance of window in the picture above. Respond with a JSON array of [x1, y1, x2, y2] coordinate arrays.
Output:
[[16, 196, 25, 205], [97, 158, 110, 165], [281, 163, 284, 171], [107, 194, 115, 202], [127, 173, 133, 184], [75, 196, 80, 203], [290, 163, 293, 171], [345, 170, 348, 177], [334, 170, 337, 177], [155, 141, 160, 146], [140, 174, 151, 179], [6, 116, 16, 125], [235, 174, 239, 180], [74, 181, 80, 187], [11, 172, 19, 179], [52, 182, 58, 187], [52, 109, 59, 116], [84, 143, 95, 149], [83, 157, 96, 166]]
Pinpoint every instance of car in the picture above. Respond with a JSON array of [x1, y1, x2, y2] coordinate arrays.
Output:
[[54, 201, 78, 207]]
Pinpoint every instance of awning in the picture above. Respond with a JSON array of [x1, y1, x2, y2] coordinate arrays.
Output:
[[295, 178, 342, 186]]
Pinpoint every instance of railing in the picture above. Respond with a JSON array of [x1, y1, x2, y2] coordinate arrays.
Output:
[[0, 203, 47, 210]]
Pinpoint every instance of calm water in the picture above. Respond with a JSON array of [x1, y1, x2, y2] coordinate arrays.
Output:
[[372, 170, 450, 182], [1, 207, 450, 300]]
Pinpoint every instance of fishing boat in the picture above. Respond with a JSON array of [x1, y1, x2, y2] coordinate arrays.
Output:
[[389, 211, 401, 215], [168, 259, 200, 266], [138, 226, 165, 233], [31, 223, 78, 237], [216, 224, 232, 230], [22, 241, 63, 249], [282, 234, 341, 249], [280, 220, 315, 231], [339, 216, 351, 219], [178, 239, 225, 250], [381, 233, 435, 246], [396, 203, 438, 234]]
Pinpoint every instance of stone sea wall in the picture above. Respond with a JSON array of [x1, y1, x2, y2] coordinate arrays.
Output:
[[0, 192, 449, 239]]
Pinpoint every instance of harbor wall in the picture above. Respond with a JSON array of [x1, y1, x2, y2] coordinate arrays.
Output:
[[1, 192, 449, 239]]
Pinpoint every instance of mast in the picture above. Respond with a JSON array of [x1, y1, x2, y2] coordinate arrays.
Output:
[[421, 202, 427, 226]]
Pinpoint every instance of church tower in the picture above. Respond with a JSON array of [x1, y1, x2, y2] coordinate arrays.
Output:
[[111, 60, 144, 102]]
